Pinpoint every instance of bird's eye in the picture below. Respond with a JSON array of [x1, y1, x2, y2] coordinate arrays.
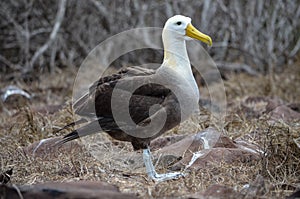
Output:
[[176, 21, 182, 25]]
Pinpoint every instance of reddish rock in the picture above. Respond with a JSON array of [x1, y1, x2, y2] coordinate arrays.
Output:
[[240, 175, 266, 199], [269, 105, 300, 123], [0, 181, 137, 199], [228, 96, 298, 119], [150, 134, 187, 150], [22, 137, 82, 159], [236, 96, 300, 123], [287, 102, 300, 113], [153, 128, 260, 170], [188, 184, 243, 199], [156, 128, 225, 156], [171, 147, 259, 170], [186, 176, 267, 198], [231, 96, 269, 118], [202, 184, 243, 199], [287, 189, 300, 199], [227, 95, 300, 126]]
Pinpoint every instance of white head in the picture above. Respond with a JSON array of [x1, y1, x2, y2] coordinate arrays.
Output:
[[163, 15, 212, 46]]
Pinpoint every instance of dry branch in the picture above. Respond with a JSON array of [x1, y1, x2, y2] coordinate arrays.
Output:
[[0, 0, 299, 77], [216, 61, 258, 76], [27, 0, 67, 73]]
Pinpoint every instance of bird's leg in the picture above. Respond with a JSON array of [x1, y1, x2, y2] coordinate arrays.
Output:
[[142, 148, 185, 182]]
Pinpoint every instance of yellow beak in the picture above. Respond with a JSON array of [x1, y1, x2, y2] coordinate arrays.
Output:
[[185, 23, 212, 46]]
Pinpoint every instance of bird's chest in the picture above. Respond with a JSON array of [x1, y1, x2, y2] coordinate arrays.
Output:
[[157, 70, 199, 119]]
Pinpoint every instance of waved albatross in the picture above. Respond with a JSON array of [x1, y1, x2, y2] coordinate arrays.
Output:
[[56, 15, 212, 181]]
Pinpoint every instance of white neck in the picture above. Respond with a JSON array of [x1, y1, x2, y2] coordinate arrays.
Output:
[[161, 30, 192, 78], [163, 33, 188, 63], [159, 30, 200, 100]]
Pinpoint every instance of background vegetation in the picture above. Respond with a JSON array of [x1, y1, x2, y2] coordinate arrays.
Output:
[[1, 0, 299, 79]]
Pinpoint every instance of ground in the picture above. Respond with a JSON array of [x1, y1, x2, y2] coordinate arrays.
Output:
[[0, 61, 299, 198]]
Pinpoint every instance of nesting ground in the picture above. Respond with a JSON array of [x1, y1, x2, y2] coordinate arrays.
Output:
[[0, 62, 299, 198]]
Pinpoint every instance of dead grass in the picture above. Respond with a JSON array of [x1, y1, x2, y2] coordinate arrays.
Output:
[[0, 62, 300, 198]]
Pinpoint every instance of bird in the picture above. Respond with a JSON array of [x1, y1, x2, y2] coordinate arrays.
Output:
[[56, 15, 212, 182]]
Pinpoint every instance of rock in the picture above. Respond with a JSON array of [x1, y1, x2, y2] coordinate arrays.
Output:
[[287, 102, 300, 113], [228, 96, 300, 123], [153, 128, 260, 170], [0, 181, 137, 199], [22, 137, 82, 159], [156, 128, 222, 157], [231, 96, 283, 119], [268, 105, 300, 123], [150, 134, 187, 151], [264, 97, 285, 113], [240, 175, 266, 198], [171, 147, 259, 171], [187, 176, 267, 199], [287, 189, 300, 199], [188, 184, 243, 199]]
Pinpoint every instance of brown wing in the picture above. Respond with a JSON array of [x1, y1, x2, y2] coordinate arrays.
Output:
[[57, 66, 180, 150], [73, 66, 171, 123]]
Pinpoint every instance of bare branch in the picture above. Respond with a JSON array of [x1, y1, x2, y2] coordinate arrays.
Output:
[[28, 0, 67, 72], [290, 37, 300, 58], [0, 0, 299, 76], [0, 54, 19, 70], [216, 61, 258, 76]]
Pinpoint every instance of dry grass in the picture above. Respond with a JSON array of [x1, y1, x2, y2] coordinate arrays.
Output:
[[0, 62, 300, 198]]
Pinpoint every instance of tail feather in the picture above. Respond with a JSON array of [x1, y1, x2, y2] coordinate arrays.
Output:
[[55, 120, 102, 146], [56, 131, 80, 146], [54, 118, 88, 133]]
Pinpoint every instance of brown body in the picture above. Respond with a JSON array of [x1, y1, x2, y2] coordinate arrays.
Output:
[[59, 66, 181, 150]]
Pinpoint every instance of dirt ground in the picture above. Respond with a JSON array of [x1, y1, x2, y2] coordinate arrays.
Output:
[[0, 61, 299, 198]]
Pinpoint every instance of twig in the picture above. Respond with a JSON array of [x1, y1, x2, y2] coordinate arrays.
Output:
[[90, 0, 109, 16], [212, 43, 267, 68], [289, 37, 300, 58], [0, 54, 19, 70], [216, 61, 258, 76], [28, 0, 67, 72]]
